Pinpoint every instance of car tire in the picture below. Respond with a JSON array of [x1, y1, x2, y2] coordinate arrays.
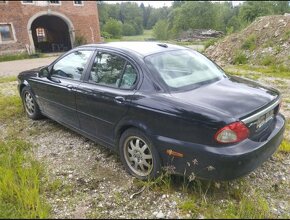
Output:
[[21, 87, 43, 120], [119, 128, 162, 180]]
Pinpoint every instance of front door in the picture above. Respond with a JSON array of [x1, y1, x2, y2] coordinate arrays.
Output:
[[37, 50, 94, 128], [76, 51, 139, 145]]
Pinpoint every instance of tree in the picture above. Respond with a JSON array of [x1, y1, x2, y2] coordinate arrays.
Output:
[[122, 23, 136, 36], [153, 20, 169, 40], [239, 1, 274, 22], [103, 18, 123, 39]]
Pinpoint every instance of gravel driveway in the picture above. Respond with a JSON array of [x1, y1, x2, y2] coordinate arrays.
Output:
[[0, 56, 58, 77]]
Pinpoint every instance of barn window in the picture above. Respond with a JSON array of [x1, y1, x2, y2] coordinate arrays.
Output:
[[49, 1, 60, 5], [74, 1, 83, 6], [22, 0, 34, 4], [0, 24, 14, 42], [36, 27, 47, 43]]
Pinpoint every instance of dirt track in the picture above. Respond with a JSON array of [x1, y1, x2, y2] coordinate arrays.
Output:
[[0, 56, 57, 77]]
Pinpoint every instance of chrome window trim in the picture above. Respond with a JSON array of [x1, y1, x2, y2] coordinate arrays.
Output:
[[241, 97, 281, 124]]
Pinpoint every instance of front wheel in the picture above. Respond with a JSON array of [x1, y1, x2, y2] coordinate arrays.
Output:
[[21, 87, 43, 120], [119, 128, 162, 180]]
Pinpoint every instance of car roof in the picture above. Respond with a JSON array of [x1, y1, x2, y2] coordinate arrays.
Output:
[[81, 41, 186, 57]]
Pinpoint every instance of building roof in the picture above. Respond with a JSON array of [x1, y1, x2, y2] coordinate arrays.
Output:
[[83, 41, 186, 57]]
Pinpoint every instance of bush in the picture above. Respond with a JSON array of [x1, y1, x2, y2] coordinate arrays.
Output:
[[204, 39, 218, 49], [241, 34, 257, 51], [74, 35, 87, 47], [101, 31, 112, 39], [233, 51, 248, 64], [122, 23, 136, 36], [103, 18, 123, 39], [153, 20, 169, 40], [260, 55, 276, 66]]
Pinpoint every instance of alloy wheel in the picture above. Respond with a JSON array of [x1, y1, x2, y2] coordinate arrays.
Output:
[[24, 91, 35, 116], [123, 136, 153, 177]]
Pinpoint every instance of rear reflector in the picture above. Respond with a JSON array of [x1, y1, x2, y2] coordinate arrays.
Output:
[[166, 149, 184, 158]]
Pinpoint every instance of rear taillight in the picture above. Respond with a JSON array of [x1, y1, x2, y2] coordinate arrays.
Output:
[[214, 122, 249, 144]]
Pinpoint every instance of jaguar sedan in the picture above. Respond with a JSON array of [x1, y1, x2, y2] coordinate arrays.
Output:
[[18, 42, 285, 180]]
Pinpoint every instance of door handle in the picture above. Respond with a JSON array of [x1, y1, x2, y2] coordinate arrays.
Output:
[[114, 96, 125, 104], [66, 84, 75, 91]]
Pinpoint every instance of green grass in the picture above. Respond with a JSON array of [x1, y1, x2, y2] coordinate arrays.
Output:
[[178, 185, 272, 219], [279, 140, 290, 153], [233, 51, 248, 64], [0, 140, 49, 218], [0, 53, 44, 63], [105, 29, 155, 42], [0, 93, 23, 122], [241, 34, 257, 51], [227, 64, 290, 78], [0, 76, 17, 83], [0, 80, 50, 218]]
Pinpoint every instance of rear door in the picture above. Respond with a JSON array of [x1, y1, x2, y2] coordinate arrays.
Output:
[[76, 50, 139, 145], [37, 50, 94, 128]]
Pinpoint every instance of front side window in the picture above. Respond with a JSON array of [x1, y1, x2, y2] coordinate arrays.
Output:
[[89, 52, 137, 88], [0, 24, 13, 42], [52, 50, 93, 80], [145, 49, 226, 91]]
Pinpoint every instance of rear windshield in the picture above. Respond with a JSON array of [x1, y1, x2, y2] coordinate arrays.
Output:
[[145, 49, 226, 91]]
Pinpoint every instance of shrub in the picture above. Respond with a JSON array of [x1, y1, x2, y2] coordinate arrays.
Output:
[[103, 18, 123, 39], [226, 26, 234, 35], [204, 39, 218, 49], [153, 20, 169, 40], [101, 31, 112, 39], [74, 35, 87, 47], [241, 34, 257, 51], [233, 51, 248, 64], [260, 55, 276, 66], [122, 23, 136, 36]]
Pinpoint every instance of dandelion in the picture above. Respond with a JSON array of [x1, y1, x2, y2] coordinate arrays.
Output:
[[163, 165, 176, 173], [188, 172, 196, 182], [215, 182, 221, 189], [192, 159, 198, 165]]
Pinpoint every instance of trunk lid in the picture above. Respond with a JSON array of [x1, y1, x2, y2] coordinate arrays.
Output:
[[171, 76, 279, 119]]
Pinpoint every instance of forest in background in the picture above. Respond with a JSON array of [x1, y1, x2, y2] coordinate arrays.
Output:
[[97, 1, 290, 40]]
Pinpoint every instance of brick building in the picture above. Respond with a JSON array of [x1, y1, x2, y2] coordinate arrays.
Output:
[[0, 0, 101, 55]]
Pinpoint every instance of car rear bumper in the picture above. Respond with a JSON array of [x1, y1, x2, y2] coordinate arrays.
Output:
[[153, 113, 285, 180]]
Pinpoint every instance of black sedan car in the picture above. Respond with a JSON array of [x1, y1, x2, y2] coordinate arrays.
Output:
[[18, 42, 285, 180]]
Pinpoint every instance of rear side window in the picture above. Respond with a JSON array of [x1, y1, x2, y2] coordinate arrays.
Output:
[[89, 52, 137, 89], [52, 50, 93, 80], [120, 64, 137, 89]]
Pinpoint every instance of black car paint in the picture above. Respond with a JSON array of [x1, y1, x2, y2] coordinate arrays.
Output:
[[18, 43, 285, 180]]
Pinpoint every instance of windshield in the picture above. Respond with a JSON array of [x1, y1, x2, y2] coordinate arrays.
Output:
[[145, 49, 227, 91]]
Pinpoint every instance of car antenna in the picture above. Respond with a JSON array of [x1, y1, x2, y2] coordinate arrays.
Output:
[[157, 43, 168, 48]]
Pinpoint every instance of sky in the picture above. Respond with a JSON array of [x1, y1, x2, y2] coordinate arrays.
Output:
[[105, 1, 244, 8]]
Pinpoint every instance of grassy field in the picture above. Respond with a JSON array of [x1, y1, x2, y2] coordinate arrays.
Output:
[[105, 29, 207, 52], [105, 29, 155, 42]]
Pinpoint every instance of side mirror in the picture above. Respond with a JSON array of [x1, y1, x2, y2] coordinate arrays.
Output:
[[39, 67, 50, 78]]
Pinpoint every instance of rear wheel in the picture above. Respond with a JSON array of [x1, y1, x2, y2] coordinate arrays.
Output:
[[119, 128, 161, 180], [21, 87, 42, 120]]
